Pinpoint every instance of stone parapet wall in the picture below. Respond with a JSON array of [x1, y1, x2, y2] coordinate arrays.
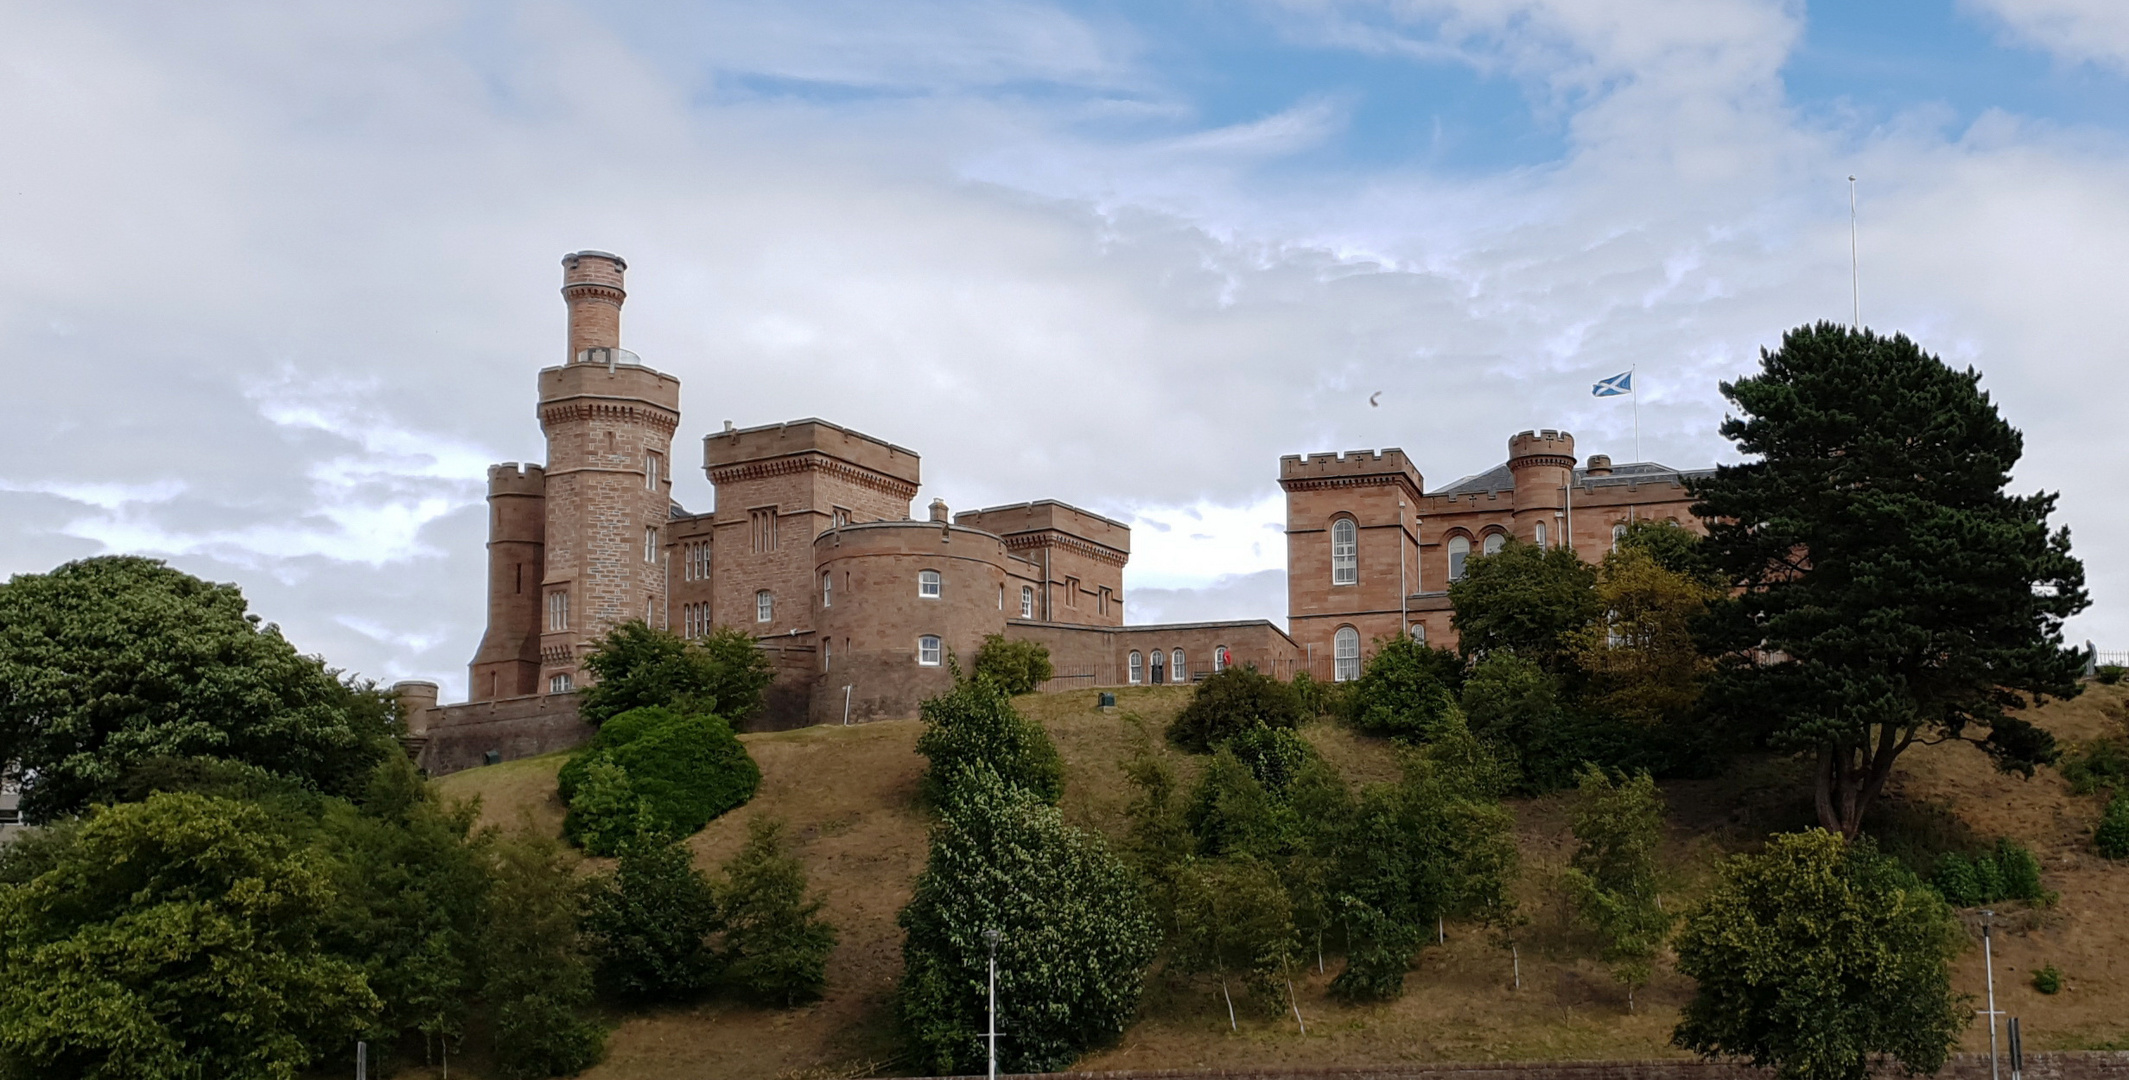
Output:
[[413, 693, 592, 775], [884, 1053, 2129, 1080]]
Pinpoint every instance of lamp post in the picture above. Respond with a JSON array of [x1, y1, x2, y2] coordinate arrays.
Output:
[[985, 928, 1002, 1080], [1981, 909, 2002, 1080]]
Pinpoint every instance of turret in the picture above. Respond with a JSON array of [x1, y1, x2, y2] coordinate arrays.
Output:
[[469, 463, 546, 700], [561, 250, 626, 363], [1507, 430, 1575, 548]]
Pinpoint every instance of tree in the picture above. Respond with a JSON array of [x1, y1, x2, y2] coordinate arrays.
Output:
[[0, 793, 377, 1080], [578, 621, 773, 727], [972, 635, 1054, 695], [1447, 540, 1601, 674], [1167, 665, 1303, 753], [484, 830, 605, 1079], [714, 818, 838, 1007], [914, 678, 1063, 806], [1672, 829, 1965, 1080], [557, 706, 761, 854], [0, 556, 395, 822], [1559, 766, 1673, 1011], [582, 833, 723, 1002], [1692, 324, 2089, 835], [1346, 635, 1464, 740], [1569, 546, 1719, 730], [1171, 858, 1301, 1029], [896, 766, 1156, 1075]]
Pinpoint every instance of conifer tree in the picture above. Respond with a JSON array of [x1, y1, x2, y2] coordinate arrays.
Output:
[[715, 818, 837, 1007]]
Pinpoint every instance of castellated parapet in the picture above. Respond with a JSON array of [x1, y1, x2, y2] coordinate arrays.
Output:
[[1278, 448, 1425, 501]]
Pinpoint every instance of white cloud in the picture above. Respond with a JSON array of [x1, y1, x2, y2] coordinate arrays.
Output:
[[1965, 0, 2129, 71]]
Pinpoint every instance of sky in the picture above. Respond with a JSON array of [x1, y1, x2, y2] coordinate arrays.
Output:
[[4, 0, 2128, 699]]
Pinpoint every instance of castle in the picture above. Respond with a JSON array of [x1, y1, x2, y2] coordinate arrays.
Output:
[[395, 253, 1706, 771]]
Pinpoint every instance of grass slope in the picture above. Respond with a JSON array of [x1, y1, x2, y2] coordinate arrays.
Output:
[[420, 683, 2129, 1079]]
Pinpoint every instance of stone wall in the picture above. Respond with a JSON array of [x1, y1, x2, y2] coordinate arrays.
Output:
[[884, 1053, 2129, 1080], [411, 693, 592, 776]]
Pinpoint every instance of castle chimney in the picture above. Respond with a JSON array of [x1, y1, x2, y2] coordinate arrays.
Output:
[[1586, 454, 1613, 477], [929, 498, 949, 523], [560, 251, 626, 363]]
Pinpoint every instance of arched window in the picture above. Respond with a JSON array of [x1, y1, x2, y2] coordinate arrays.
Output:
[[1150, 649, 1166, 684], [1448, 536, 1471, 581], [1410, 623, 1426, 644], [1483, 532, 1506, 556], [822, 571, 832, 608], [1172, 649, 1186, 682], [1333, 626, 1361, 683], [1128, 651, 1143, 684], [1331, 518, 1358, 585], [1213, 646, 1229, 673], [756, 590, 773, 623], [1021, 586, 1034, 618], [1534, 521, 1548, 549], [917, 635, 943, 666], [918, 569, 941, 598], [1612, 523, 1627, 552]]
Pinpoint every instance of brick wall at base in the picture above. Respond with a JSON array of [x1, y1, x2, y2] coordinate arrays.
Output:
[[412, 694, 592, 775], [880, 1052, 2129, 1080]]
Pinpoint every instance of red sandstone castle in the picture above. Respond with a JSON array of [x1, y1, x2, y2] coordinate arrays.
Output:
[[395, 253, 1704, 771]]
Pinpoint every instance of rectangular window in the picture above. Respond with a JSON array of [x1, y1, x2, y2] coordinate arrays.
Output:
[[549, 672, 573, 694], [757, 590, 773, 623], [1331, 519, 1359, 585], [645, 452, 662, 490], [548, 590, 569, 631], [919, 570, 941, 598], [751, 507, 780, 552], [918, 635, 943, 666], [1064, 577, 1079, 607], [1020, 586, 1033, 619], [645, 526, 658, 563], [1097, 587, 1110, 616], [833, 507, 852, 528], [824, 638, 832, 671]]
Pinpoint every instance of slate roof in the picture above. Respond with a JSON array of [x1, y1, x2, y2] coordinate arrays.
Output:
[[1429, 460, 1714, 497]]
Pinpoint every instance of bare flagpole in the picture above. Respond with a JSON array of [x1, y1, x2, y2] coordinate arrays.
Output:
[[1631, 365, 1640, 464], [1848, 175, 1860, 330]]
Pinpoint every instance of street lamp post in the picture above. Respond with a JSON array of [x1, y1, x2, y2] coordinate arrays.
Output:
[[1981, 910, 2002, 1080], [985, 928, 1001, 1080]]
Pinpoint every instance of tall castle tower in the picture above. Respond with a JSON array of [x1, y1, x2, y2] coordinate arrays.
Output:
[[468, 251, 681, 698]]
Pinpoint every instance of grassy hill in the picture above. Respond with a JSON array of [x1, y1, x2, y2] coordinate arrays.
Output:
[[427, 682, 2129, 1079]]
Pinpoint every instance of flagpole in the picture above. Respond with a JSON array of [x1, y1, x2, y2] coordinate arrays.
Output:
[[1631, 366, 1640, 463]]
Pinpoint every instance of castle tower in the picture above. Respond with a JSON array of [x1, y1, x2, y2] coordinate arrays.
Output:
[[1279, 448, 1423, 682], [1506, 429, 1575, 550], [535, 251, 681, 691], [468, 462, 546, 700]]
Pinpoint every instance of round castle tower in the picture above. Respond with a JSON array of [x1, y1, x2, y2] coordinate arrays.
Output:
[[1507, 429, 1575, 548], [468, 462, 547, 700]]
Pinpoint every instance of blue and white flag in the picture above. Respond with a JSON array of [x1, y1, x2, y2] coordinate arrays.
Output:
[[1592, 371, 1633, 397]]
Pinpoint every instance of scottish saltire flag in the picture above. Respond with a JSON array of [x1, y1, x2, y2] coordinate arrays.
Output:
[[1592, 371, 1633, 397]]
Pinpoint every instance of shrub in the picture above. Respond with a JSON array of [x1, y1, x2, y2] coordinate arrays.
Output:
[[486, 829, 604, 1078], [2033, 964, 2063, 994], [582, 834, 724, 1002], [1168, 666, 1302, 753], [2096, 794, 2129, 859], [916, 678, 1063, 805], [2097, 664, 2126, 685], [715, 818, 838, 1007], [1931, 839, 2047, 906], [1223, 722, 1313, 796], [579, 622, 773, 726], [1347, 635, 1463, 740], [972, 635, 1053, 695], [2061, 737, 2129, 796], [1289, 670, 1350, 720], [558, 707, 761, 854]]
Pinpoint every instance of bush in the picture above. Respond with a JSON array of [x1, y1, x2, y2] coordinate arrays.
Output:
[[1289, 670, 1349, 720], [972, 635, 1053, 695], [715, 819, 838, 1007], [915, 678, 1063, 806], [1347, 636, 1463, 740], [2033, 964, 2063, 994], [1168, 666, 1302, 753], [1222, 723, 1313, 796], [582, 834, 724, 1002], [486, 831, 605, 1078], [558, 707, 761, 855], [2096, 794, 2129, 859], [579, 622, 774, 726], [1930, 839, 2047, 906], [2062, 737, 2129, 796], [2097, 664, 2126, 685]]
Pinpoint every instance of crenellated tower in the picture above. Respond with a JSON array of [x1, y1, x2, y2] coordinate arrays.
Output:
[[1506, 429, 1575, 549], [468, 462, 546, 700]]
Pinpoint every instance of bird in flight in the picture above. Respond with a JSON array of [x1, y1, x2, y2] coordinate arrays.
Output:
[[1368, 391, 1382, 407]]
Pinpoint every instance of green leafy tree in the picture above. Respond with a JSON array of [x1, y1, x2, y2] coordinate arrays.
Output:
[[714, 818, 838, 1007], [0, 556, 395, 822], [1447, 540, 1601, 674], [1167, 665, 1303, 753], [579, 621, 774, 726], [1672, 829, 1965, 1080], [1559, 766, 1673, 1012], [1930, 839, 2046, 906], [1569, 546, 1719, 730], [1347, 635, 1464, 740], [0, 793, 377, 1080], [558, 707, 761, 854], [1171, 858, 1301, 1027], [1616, 519, 1723, 588], [1692, 324, 2088, 835], [582, 832, 723, 1002], [1119, 735, 1194, 931], [484, 830, 605, 1079], [896, 766, 1157, 1075], [972, 635, 1054, 695], [914, 678, 1063, 805]]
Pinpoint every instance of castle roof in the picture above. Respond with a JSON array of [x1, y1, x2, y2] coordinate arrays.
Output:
[[1430, 460, 1713, 497]]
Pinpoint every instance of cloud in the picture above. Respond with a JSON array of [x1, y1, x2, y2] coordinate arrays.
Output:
[[1965, 0, 2129, 71]]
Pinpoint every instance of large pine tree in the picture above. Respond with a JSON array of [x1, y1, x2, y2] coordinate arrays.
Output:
[[1692, 323, 2088, 835]]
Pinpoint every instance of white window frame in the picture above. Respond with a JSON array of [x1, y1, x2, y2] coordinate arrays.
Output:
[[824, 638, 832, 671], [1172, 649, 1185, 682], [1534, 521, 1548, 550], [1333, 626, 1361, 683], [1483, 532, 1506, 556], [1212, 646, 1228, 673], [645, 451, 662, 490], [822, 571, 832, 608], [1020, 586, 1034, 619], [1448, 536, 1470, 581], [1127, 650, 1143, 684], [1331, 518, 1358, 585], [918, 569, 942, 598], [1612, 523, 1628, 552], [756, 590, 773, 623], [549, 672, 573, 694], [1411, 623, 1426, 644], [645, 526, 659, 563], [548, 589, 569, 631], [917, 635, 943, 666]]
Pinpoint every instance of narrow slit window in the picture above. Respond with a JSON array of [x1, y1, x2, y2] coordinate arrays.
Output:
[[1020, 586, 1033, 619]]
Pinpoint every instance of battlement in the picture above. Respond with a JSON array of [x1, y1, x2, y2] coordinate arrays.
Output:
[[1508, 429, 1576, 462], [487, 462, 546, 497], [1278, 448, 1423, 496], [704, 418, 921, 489], [954, 499, 1130, 556]]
